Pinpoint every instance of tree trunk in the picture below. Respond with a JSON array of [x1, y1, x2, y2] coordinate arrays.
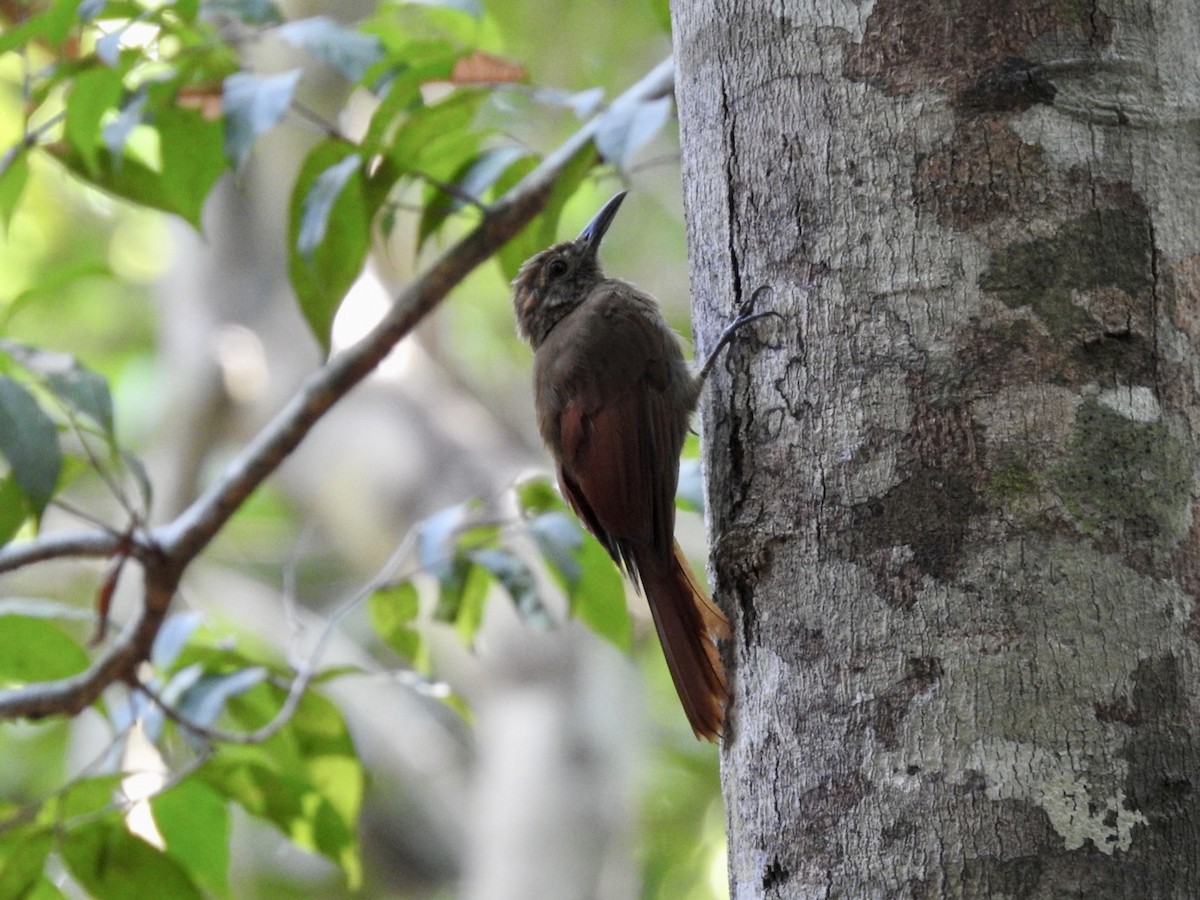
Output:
[[672, 0, 1200, 896]]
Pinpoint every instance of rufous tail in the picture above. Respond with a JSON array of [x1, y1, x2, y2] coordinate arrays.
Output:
[[637, 541, 730, 741]]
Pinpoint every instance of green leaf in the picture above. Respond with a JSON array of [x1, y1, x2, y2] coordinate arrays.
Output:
[[417, 144, 527, 246], [0, 614, 89, 683], [0, 376, 62, 516], [52, 775, 125, 823], [0, 476, 27, 548], [278, 17, 384, 82], [470, 547, 552, 629], [66, 67, 127, 177], [0, 152, 29, 233], [0, 0, 79, 55], [386, 90, 484, 178], [151, 780, 230, 897], [0, 826, 52, 899], [203, 685, 364, 887], [497, 143, 596, 280], [59, 106, 226, 228], [296, 153, 362, 258], [151, 105, 229, 227], [566, 533, 630, 651], [222, 70, 301, 169], [518, 479, 631, 651], [451, 562, 489, 645], [2, 342, 115, 436], [61, 818, 204, 900], [369, 581, 422, 661], [287, 142, 370, 352]]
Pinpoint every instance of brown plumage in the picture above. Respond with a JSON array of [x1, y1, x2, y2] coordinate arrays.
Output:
[[512, 191, 730, 740]]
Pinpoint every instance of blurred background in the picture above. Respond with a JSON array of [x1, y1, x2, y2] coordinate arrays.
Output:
[[0, 0, 727, 897]]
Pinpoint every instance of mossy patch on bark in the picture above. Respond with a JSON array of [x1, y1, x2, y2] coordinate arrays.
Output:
[[1053, 399, 1190, 546]]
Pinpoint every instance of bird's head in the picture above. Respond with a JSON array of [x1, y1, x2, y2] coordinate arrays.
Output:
[[512, 191, 627, 348]]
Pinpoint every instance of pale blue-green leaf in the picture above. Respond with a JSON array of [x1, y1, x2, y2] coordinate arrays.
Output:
[[278, 17, 384, 81], [676, 458, 705, 513], [96, 29, 122, 66], [527, 510, 583, 586], [470, 547, 552, 629], [595, 94, 673, 169], [79, 0, 108, 21], [417, 503, 467, 580], [101, 88, 147, 160], [222, 70, 301, 169], [532, 86, 604, 119], [177, 667, 268, 728], [296, 152, 362, 258], [152, 612, 204, 669], [200, 0, 282, 24], [0, 341, 114, 435], [0, 377, 61, 515]]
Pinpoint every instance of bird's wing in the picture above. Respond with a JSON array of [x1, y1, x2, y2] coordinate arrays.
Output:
[[536, 285, 685, 572]]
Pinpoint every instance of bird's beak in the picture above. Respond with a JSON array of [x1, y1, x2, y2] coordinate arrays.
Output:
[[577, 191, 628, 257]]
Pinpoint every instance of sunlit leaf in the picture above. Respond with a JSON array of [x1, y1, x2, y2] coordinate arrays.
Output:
[[222, 70, 302, 169], [0, 0, 79, 55], [287, 142, 369, 351], [386, 91, 484, 178], [0, 152, 29, 232], [278, 17, 384, 82], [66, 68, 126, 176], [101, 88, 147, 160], [452, 561, 489, 645], [60, 104, 226, 227], [151, 780, 230, 897], [0, 826, 52, 900], [0, 615, 89, 683], [61, 818, 204, 900], [0, 376, 61, 516], [204, 686, 364, 887], [369, 581, 422, 661], [595, 93, 673, 169]]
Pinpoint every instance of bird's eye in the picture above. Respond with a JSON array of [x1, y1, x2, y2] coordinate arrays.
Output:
[[547, 259, 569, 279]]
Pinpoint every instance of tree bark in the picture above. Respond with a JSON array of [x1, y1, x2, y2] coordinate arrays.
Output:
[[672, 0, 1200, 896]]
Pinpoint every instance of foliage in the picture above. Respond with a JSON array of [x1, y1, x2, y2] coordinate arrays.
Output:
[[0, 0, 716, 897]]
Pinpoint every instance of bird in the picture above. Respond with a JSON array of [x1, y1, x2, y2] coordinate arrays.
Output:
[[512, 190, 762, 740]]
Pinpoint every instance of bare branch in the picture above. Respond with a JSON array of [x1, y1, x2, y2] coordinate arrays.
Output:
[[0, 57, 676, 722]]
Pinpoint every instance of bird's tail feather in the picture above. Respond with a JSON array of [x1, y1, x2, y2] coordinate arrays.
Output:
[[637, 541, 730, 741]]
